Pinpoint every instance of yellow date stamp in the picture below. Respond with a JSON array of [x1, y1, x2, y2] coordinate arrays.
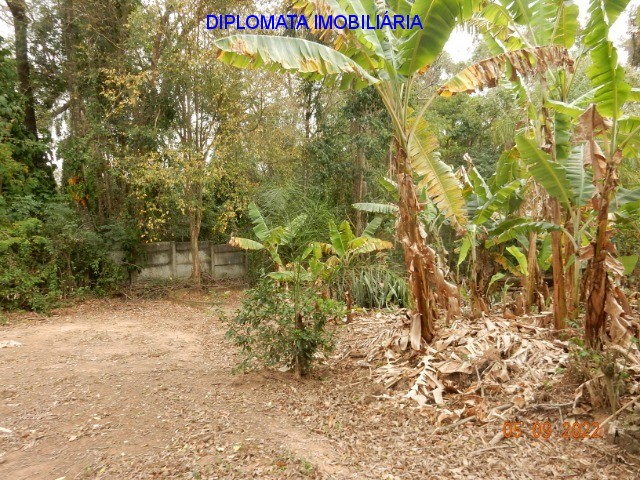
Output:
[[502, 420, 603, 440]]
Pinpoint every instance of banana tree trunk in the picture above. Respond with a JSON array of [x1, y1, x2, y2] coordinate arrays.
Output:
[[395, 147, 436, 343], [524, 232, 539, 314], [571, 212, 583, 319], [470, 243, 489, 319], [584, 162, 616, 349], [550, 199, 568, 330], [394, 145, 462, 345], [564, 227, 578, 320], [345, 276, 355, 323]]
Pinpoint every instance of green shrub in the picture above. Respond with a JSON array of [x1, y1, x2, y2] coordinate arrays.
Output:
[[0, 197, 126, 312], [226, 278, 342, 376], [0, 217, 59, 311], [40, 201, 126, 294], [331, 262, 410, 310]]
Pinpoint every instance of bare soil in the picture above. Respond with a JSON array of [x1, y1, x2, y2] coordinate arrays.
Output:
[[0, 290, 637, 479]]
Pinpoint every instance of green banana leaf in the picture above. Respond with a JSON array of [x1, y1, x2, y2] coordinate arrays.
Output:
[[565, 146, 594, 207], [487, 218, 560, 247], [619, 255, 639, 276], [516, 134, 572, 208], [399, 0, 480, 76], [352, 202, 399, 215], [473, 180, 522, 225], [491, 148, 522, 192], [328, 221, 356, 258], [215, 35, 378, 89], [229, 237, 264, 251], [409, 117, 467, 226], [248, 202, 269, 241], [507, 245, 529, 276], [467, 166, 491, 205], [533, 0, 579, 48], [457, 235, 472, 266], [349, 237, 394, 256], [362, 216, 385, 237], [583, 0, 631, 119]]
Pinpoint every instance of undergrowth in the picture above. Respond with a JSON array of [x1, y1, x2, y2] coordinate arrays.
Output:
[[567, 333, 639, 413], [225, 277, 343, 376]]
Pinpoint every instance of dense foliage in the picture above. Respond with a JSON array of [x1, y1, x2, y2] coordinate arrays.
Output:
[[0, 2, 639, 383], [226, 277, 340, 376], [1, 39, 125, 311]]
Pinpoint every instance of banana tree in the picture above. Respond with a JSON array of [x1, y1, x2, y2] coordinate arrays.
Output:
[[457, 152, 534, 315], [439, 0, 599, 331], [215, 0, 485, 344], [486, 134, 638, 334], [460, 0, 637, 346], [547, 0, 640, 348], [456, 149, 574, 316], [229, 202, 307, 271], [497, 0, 640, 347], [312, 217, 393, 322]]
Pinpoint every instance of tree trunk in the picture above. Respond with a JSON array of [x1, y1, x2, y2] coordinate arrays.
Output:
[[524, 232, 539, 314], [345, 287, 354, 323], [294, 311, 303, 379], [186, 169, 204, 286], [395, 147, 436, 344], [6, 0, 52, 182], [564, 229, 577, 320], [550, 199, 568, 330], [62, 0, 84, 135], [60, 0, 89, 191], [6, 0, 37, 137], [188, 209, 202, 286], [469, 242, 489, 319], [584, 162, 616, 350], [188, 182, 203, 286], [394, 145, 461, 344], [398, 175, 436, 343]]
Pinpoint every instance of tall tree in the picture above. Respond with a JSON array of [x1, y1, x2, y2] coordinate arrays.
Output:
[[159, 0, 248, 285], [215, 0, 483, 344], [5, 0, 52, 185], [22, 0, 143, 223], [5, 0, 36, 137], [112, 0, 252, 284]]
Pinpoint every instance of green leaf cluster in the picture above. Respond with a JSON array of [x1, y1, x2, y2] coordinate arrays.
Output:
[[225, 277, 341, 376]]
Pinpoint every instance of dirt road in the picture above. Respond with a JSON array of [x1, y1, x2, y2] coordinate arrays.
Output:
[[1, 295, 350, 479], [0, 294, 636, 479]]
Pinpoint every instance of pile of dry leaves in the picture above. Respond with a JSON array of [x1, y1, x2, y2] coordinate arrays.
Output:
[[332, 309, 640, 430]]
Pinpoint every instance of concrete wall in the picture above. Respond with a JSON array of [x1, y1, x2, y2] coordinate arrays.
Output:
[[115, 242, 247, 282]]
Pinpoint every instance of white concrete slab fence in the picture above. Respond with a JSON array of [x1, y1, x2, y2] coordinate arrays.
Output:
[[112, 242, 247, 282]]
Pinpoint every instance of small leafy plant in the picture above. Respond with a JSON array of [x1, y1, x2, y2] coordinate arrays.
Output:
[[226, 276, 342, 377], [311, 218, 392, 321], [567, 335, 639, 412]]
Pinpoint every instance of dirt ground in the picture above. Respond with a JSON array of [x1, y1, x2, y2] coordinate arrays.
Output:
[[0, 289, 638, 479]]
